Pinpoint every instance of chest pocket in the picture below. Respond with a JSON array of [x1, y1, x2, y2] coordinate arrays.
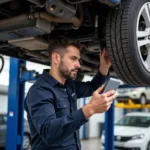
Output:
[[55, 102, 70, 118]]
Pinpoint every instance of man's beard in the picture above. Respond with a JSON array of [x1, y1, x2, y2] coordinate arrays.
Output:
[[58, 61, 78, 80]]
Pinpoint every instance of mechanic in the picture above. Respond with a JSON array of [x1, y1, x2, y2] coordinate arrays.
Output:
[[24, 41, 115, 150]]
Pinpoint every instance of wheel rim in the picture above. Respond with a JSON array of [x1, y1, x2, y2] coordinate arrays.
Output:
[[23, 135, 30, 149], [141, 95, 146, 104], [136, 2, 150, 72]]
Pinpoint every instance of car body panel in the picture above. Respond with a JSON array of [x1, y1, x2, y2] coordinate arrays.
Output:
[[101, 112, 150, 150], [116, 87, 150, 103]]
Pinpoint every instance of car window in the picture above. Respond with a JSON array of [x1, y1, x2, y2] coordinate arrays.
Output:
[[0, 115, 4, 125], [115, 116, 150, 127]]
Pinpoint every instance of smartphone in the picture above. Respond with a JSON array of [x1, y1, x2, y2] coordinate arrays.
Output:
[[101, 77, 121, 93]]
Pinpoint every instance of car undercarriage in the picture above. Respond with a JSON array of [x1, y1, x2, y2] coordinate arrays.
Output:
[[0, 0, 150, 86]]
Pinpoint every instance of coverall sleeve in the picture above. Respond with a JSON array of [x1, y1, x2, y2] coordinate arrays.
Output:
[[74, 71, 108, 98]]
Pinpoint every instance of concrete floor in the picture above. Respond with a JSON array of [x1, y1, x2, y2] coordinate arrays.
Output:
[[0, 138, 101, 150], [81, 138, 101, 150]]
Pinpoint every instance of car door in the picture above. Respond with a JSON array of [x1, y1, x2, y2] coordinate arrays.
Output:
[[0, 115, 7, 147]]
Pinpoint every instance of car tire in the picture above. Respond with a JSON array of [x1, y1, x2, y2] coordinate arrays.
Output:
[[106, 0, 150, 86], [23, 134, 31, 150], [140, 95, 147, 105], [147, 142, 150, 150]]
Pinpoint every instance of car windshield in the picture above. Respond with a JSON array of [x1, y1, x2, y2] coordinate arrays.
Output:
[[115, 115, 150, 127]]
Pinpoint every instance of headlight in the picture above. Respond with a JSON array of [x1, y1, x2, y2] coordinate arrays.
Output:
[[132, 134, 145, 140]]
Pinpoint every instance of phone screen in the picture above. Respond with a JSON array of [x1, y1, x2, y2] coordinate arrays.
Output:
[[102, 78, 121, 93]]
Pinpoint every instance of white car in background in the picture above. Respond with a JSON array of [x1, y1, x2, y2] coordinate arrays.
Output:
[[116, 87, 150, 104], [101, 112, 150, 150]]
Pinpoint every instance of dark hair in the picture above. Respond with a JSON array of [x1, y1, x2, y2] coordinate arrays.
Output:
[[48, 39, 81, 62]]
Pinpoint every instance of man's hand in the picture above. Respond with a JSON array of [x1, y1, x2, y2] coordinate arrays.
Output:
[[99, 48, 111, 76], [82, 85, 115, 119]]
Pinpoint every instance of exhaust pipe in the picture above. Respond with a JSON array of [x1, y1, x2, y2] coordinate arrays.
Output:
[[0, 12, 81, 30], [28, 12, 81, 29]]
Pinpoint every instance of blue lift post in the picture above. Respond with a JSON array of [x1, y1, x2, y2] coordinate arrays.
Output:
[[6, 57, 38, 150], [103, 84, 141, 150], [82, 97, 87, 139], [104, 101, 115, 150], [104, 85, 130, 150]]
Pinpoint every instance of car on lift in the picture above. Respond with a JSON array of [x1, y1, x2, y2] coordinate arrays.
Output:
[[101, 112, 150, 150], [0, 0, 149, 85], [116, 87, 150, 104], [0, 113, 31, 150]]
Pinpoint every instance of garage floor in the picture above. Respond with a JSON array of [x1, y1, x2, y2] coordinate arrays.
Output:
[[81, 138, 101, 150], [0, 138, 101, 150]]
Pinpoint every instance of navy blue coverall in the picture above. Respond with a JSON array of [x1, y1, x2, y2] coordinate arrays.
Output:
[[24, 69, 107, 150]]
